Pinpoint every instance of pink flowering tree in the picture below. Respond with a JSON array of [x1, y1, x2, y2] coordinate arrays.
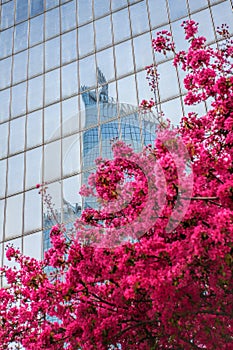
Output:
[[0, 21, 233, 349]]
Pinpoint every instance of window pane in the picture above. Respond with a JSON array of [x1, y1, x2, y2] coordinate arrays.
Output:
[[45, 69, 60, 105], [0, 57, 12, 89], [0, 160, 6, 198], [133, 33, 153, 70], [27, 110, 43, 148], [62, 61, 78, 98], [45, 7, 60, 39], [212, 2, 233, 39], [0, 122, 8, 159], [29, 14, 44, 46], [1, 1, 14, 30], [13, 51, 28, 84], [11, 82, 27, 117], [61, 1, 76, 32], [0, 27, 13, 59], [171, 18, 189, 52], [0, 200, 5, 242], [191, 9, 214, 43], [23, 231, 42, 259], [115, 40, 134, 78], [62, 96, 79, 136], [130, 2, 149, 36], [61, 30, 77, 64], [16, 0, 28, 23], [44, 140, 61, 182], [188, 0, 207, 13], [78, 0, 92, 25], [30, 0, 44, 17], [78, 23, 94, 57], [96, 47, 115, 82], [45, 37, 60, 71], [168, 0, 188, 21], [0, 89, 10, 123], [95, 15, 112, 50], [44, 103, 61, 142], [117, 74, 137, 106], [9, 116, 25, 154], [25, 148, 42, 189], [7, 153, 24, 195], [28, 43, 43, 77], [5, 194, 23, 239], [14, 22, 28, 53], [112, 8, 130, 43], [111, 0, 127, 11], [28, 75, 43, 111], [161, 97, 183, 125], [157, 61, 180, 101], [94, 0, 110, 18], [80, 89, 98, 128], [79, 55, 96, 88], [46, 0, 59, 10], [62, 134, 81, 176], [148, 0, 168, 28], [82, 127, 99, 170]]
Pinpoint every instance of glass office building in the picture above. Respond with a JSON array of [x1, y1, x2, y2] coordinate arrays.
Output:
[[0, 0, 232, 276]]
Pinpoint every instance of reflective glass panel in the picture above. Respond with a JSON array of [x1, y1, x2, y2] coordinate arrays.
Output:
[[44, 140, 61, 182], [24, 189, 42, 232], [61, 1, 76, 32], [5, 194, 23, 239], [0, 27, 13, 59], [16, 0, 28, 23], [133, 32, 153, 70], [45, 68, 60, 104], [7, 153, 24, 195], [14, 22, 28, 53], [96, 47, 115, 82], [0, 122, 8, 159], [11, 82, 27, 117], [115, 40, 134, 78], [28, 75, 43, 111], [191, 9, 214, 43], [1, 1, 14, 30], [111, 0, 127, 11], [23, 231, 42, 259], [117, 74, 137, 106], [78, 23, 94, 57], [95, 16, 112, 50], [63, 175, 82, 209], [112, 8, 130, 43], [28, 43, 43, 77], [212, 2, 233, 38], [45, 7, 60, 39], [62, 96, 79, 136], [0, 89, 10, 123], [94, 0, 110, 18], [62, 61, 78, 99], [79, 55, 96, 88], [77, 0, 92, 25], [188, 0, 207, 12], [82, 127, 99, 170], [46, 0, 59, 10], [171, 18, 189, 52], [62, 134, 81, 176], [0, 200, 5, 242], [29, 14, 44, 46], [130, 2, 149, 36], [61, 30, 77, 64], [27, 110, 43, 148], [168, 0, 188, 21], [157, 61, 180, 101], [148, 0, 168, 28], [9, 116, 25, 155], [0, 57, 12, 89], [25, 147, 42, 189], [161, 97, 183, 125], [45, 37, 60, 71], [0, 160, 6, 198], [44, 102, 61, 142], [13, 50, 28, 84], [30, 0, 44, 17]]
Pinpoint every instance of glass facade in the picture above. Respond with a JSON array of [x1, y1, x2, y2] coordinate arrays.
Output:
[[0, 0, 232, 276]]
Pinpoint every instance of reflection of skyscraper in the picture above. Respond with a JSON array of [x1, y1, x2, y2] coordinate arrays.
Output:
[[0, 0, 232, 275]]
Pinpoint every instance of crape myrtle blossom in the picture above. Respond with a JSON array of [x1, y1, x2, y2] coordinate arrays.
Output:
[[0, 20, 233, 349]]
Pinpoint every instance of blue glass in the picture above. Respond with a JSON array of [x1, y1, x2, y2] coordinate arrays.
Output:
[[5, 194, 23, 238], [82, 127, 99, 170], [94, 0, 110, 18], [62, 134, 81, 176], [0, 89, 10, 123], [11, 82, 27, 117], [45, 7, 60, 39], [111, 0, 127, 11], [115, 40, 134, 78], [117, 74, 137, 106], [171, 18, 189, 52], [78, 22, 94, 57], [7, 153, 25, 195], [191, 9, 215, 43], [96, 47, 115, 82], [28, 76, 43, 111], [0, 57, 12, 89], [212, 2, 233, 38], [29, 14, 44, 46], [0, 160, 6, 198], [25, 148, 42, 190], [62, 96, 79, 136], [62, 61, 78, 98], [0, 122, 8, 159], [133, 32, 153, 70], [9, 116, 25, 154], [16, 0, 28, 23], [30, 0, 44, 16], [188, 0, 207, 12], [112, 8, 131, 43], [78, 0, 92, 25], [161, 97, 183, 126], [148, 0, 169, 28], [43, 140, 61, 182], [61, 1, 76, 32], [28, 43, 44, 77], [44, 103, 61, 142], [81, 89, 98, 127], [45, 68, 60, 105], [46, 0, 59, 10], [14, 22, 29, 53], [157, 61, 180, 101], [95, 16, 112, 50], [168, 0, 188, 21], [27, 110, 43, 148], [1, 1, 14, 30], [129, 2, 149, 36], [136, 70, 153, 105], [0, 27, 13, 59], [101, 122, 119, 159], [62, 30, 77, 64], [79, 55, 96, 88], [13, 50, 28, 84], [45, 37, 60, 70]]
